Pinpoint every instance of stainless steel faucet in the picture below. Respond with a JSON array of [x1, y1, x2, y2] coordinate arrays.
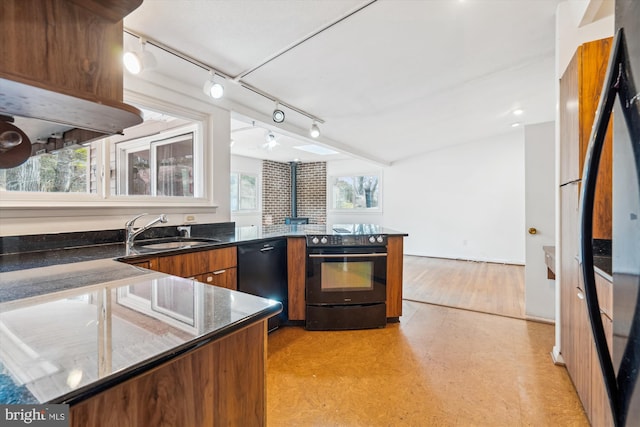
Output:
[[125, 213, 168, 247]]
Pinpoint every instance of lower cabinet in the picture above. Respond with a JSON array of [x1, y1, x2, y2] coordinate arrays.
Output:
[[70, 320, 267, 426], [560, 182, 614, 425], [123, 246, 238, 290], [286, 237, 306, 321], [590, 274, 614, 427]]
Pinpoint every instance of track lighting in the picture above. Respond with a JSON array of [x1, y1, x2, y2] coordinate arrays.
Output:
[[272, 102, 285, 123], [265, 131, 277, 144], [123, 39, 156, 75], [309, 121, 320, 138], [203, 71, 224, 99]]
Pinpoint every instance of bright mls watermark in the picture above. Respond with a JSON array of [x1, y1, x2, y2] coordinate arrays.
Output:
[[0, 405, 68, 426]]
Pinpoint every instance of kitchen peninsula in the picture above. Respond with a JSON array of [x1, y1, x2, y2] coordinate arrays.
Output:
[[0, 223, 407, 425]]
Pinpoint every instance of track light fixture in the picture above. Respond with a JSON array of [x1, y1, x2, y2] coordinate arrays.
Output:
[[272, 102, 285, 123], [309, 121, 320, 138], [123, 39, 156, 75], [203, 71, 224, 99]]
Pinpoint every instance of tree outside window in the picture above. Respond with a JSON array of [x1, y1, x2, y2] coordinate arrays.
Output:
[[0, 145, 91, 193], [332, 174, 380, 210]]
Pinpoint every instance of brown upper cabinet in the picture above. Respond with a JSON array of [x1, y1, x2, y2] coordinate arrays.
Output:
[[0, 0, 143, 136], [559, 36, 613, 240]]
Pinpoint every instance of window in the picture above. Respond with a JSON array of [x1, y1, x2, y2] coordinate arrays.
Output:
[[0, 93, 213, 209], [230, 172, 258, 212], [114, 125, 199, 197], [0, 144, 92, 193], [331, 174, 381, 210]]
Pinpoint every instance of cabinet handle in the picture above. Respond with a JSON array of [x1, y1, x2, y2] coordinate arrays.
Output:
[[577, 291, 585, 300], [212, 269, 226, 275], [206, 276, 213, 282]]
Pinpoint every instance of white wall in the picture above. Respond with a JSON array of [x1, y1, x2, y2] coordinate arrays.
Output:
[[383, 132, 525, 264], [230, 155, 263, 227]]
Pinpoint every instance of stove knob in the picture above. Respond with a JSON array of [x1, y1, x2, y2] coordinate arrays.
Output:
[[377, 235, 384, 243], [369, 235, 376, 243], [312, 237, 319, 244], [320, 236, 328, 244]]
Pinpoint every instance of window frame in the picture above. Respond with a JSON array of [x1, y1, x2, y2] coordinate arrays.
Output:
[[328, 172, 383, 213]]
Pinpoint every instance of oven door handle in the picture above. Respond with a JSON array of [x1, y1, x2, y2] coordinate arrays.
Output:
[[308, 253, 387, 258]]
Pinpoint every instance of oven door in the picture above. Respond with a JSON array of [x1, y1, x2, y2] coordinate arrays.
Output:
[[306, 246, 387, 305]]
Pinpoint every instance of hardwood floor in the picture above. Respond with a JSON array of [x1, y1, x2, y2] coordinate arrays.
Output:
[[267, 300, 587, 426], [402, 255, 525, 319]]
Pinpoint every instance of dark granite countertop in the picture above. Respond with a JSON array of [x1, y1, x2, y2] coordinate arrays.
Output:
[[0, 222, 406, 405], [0, 223, 408, 275], [0, 260, 281, 405]]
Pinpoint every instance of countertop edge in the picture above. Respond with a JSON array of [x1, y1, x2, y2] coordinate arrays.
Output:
[[50, 303, 282, 406]]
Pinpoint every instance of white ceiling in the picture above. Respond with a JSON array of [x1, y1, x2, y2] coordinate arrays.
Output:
[[124, 0, 562, 165]]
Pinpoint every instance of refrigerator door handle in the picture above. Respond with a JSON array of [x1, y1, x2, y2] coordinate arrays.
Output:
[[579, 28, 625, 427]]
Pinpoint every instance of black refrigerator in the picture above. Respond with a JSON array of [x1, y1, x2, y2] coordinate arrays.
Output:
[[580, 1, 640, 426]]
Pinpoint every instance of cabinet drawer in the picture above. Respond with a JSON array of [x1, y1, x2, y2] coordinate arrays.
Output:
[[156, 246, 237, 277], [197, 267, 237, 290]]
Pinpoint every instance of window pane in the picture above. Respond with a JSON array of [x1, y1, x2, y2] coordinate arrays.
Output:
[[332, 175, 380, 209], [333, 176, 355, 209], [127, 150, 150, 195], [357, 175, 379, 208], [0, 146, 89, 193], [239, 174, 257, 210], [155, 134, 194, 197]]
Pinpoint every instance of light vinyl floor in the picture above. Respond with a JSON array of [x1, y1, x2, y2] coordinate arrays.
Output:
[[266, 258, 586, 426]]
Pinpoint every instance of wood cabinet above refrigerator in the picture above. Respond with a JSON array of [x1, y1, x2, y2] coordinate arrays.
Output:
[[559, 36, 613, 240]]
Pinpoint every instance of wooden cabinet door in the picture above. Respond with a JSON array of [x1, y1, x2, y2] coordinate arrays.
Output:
[[560, 182, 580, 374], [197, 267, 237, 291], [287, 237, 306, 321], [591, 274, 614, 427], [574, 273, 593, 416], [560, 46, 580, 185], [386, 236, 404, 319]]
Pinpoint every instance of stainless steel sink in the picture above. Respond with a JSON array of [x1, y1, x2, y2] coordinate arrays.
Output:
[[133, 237, 220, 251]]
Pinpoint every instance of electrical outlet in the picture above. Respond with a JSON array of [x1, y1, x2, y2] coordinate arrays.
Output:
[[184, 214, 197, 223]]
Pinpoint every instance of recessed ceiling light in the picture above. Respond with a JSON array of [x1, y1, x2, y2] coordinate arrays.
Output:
[[511, 122, 521, 128], [513, 109, 524, 116]]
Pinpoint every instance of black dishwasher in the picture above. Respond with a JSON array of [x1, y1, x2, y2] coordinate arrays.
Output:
[[237, 239, 288, 331]]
